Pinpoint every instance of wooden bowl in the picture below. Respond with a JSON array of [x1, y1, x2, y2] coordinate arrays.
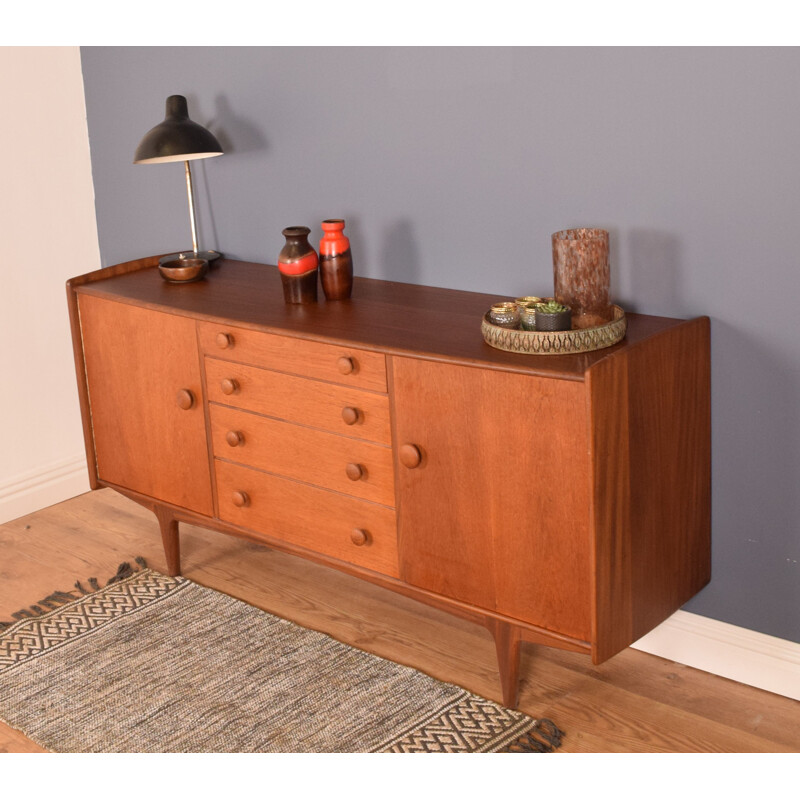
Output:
[[158, 258, 208, 283]]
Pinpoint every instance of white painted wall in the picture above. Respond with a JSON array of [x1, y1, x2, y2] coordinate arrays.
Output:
[[0, 47, 99, 523]]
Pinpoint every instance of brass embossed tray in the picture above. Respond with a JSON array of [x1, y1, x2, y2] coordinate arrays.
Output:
[[481, 304, 627, 355]]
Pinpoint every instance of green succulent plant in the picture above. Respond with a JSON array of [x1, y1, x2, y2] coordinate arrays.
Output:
[[536, 300, 569, 314]]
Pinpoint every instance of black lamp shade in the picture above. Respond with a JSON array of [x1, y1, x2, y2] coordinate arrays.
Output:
[[134, 95, 223, 164]]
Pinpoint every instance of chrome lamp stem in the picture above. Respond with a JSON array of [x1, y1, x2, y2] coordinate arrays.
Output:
[[184, 159, 200, 256]]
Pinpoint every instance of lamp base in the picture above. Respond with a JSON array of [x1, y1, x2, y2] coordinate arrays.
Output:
[[159, 250, 222, 266]]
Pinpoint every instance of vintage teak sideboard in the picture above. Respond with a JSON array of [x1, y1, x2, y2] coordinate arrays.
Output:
[[66, 255, 711, 709]]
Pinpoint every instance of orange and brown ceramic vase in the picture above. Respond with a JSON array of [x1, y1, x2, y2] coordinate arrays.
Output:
[[278, 226, 318, 304], [319, 219, 353, 300]]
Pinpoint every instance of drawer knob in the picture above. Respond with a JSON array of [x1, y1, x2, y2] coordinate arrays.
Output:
[[346, 462, 364, 481], [351, 528, 369, 546], [337, 356, 355, 375], [216, 332, 234, 349], [225, 430, 244, 447], [341, 406, 360, 426], [399, 444, 422, 469], [220, 378, 239, 395], [231, 490, 250, 508], [176, 389, 195, 410]]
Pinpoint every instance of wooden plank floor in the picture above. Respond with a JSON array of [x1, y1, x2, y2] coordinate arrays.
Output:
[[1, 488, 798, 754]]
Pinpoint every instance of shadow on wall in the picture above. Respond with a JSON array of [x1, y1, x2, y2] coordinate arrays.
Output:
[[190, 94, 270, 262], [683, 319, 800, 642], [209, 94, 268, 156], [379, 220, 422, 286], [193, 159, 221, 258], [555, 226, 684, 316], [622, 229, 686, 316]]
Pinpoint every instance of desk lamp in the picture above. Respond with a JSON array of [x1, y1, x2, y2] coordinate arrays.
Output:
[[134, 95, 223, 265]]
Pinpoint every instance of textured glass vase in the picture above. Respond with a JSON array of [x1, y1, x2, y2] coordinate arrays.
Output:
[[552, 228, 611, 329]]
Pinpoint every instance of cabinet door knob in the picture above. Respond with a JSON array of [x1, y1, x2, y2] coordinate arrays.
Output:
[[226, 430, 244, 447], [176, 389, 195, 410], [341, 406, 360, 425], [351, 528, 369, 546], [399, 444, 422, 469], [337, 356, 355, 375], [345, 462, 364, 481], [220, 378, 239, 395], [231, 490, 250, 508], [216, 332, 234, 349]]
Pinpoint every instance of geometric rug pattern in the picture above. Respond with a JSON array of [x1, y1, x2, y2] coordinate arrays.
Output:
[[0, 564, 562, 753]]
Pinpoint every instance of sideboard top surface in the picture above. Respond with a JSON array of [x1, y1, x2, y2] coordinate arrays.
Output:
[[72, 257, 694, 381]]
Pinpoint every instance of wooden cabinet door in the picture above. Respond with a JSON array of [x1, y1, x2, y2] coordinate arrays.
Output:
[[391, 356, 592, 641], [78, 295, 213, 515]]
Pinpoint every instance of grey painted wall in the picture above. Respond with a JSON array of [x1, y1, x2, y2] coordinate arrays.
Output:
[[80, 46, 800, 644]]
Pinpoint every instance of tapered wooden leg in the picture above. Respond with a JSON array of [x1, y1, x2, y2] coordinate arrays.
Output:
[[488, 619, 522, 709], [155, 506, 181, 577]]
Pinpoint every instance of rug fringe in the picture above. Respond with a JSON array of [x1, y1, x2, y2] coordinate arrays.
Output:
[[500, 718, 564, 753], [0, 557, 148, 631]]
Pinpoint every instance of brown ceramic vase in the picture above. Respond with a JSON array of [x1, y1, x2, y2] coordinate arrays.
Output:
[[278, 226, 318, 304], [319, 219, 353, 300]]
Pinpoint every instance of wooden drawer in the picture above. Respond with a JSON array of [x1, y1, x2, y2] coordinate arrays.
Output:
[[215, 460, 399, 578], [205, 358, 392, 444], [210, 405, 396, 506], [198, 321, 387, 392]]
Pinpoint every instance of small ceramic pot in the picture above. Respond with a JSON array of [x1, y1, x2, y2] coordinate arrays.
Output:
[[488, 302, 520, 328], [534, 304, 572, 332]]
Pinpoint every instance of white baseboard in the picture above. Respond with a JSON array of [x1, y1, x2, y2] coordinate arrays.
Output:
[[0, 454, 91, 525], [632, 609, 800, 701]]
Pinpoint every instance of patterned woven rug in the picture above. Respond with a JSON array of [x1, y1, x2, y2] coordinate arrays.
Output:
[[0, 560, 563, 753]]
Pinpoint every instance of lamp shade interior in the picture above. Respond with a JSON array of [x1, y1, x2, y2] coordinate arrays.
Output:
[[134, 95, 223, 164]]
